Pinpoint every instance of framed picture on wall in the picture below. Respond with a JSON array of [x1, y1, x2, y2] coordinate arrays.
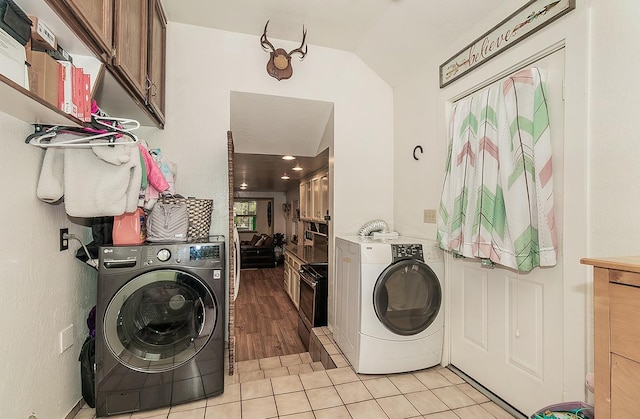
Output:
[[439, 0, 575, 88]]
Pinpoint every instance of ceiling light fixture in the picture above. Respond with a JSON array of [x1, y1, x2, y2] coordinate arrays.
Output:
[[292, 164, 303, 171], [282, 155, 296, 160], [240, 182, 248, 187], [240, 185, 247, 190], [281, 172, 290, 180]]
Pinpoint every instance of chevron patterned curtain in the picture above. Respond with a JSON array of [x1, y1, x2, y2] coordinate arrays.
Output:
[[437, 67, 557, 272]]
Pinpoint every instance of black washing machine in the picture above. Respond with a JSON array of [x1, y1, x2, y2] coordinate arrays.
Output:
[[95, 240, 225, 417]]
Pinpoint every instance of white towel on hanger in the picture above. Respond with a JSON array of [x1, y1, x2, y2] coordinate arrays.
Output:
[[36, 142, 142, 217], [36, 147, 64, 204]]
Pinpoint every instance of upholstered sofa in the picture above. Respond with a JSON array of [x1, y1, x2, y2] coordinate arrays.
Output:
[[240, 234, 276, 268]]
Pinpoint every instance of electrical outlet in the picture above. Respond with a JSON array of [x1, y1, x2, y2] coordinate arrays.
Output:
[[423, 209, 437, 224], [59, 228, 68, 251], [59, 324, 74, 353]]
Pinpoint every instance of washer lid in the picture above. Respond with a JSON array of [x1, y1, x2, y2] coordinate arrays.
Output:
[[373, 259, 442, 336]]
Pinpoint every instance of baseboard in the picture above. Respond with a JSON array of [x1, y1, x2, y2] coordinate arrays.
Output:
[[447, 365, 528, 419], [64, 400, 83, 419]]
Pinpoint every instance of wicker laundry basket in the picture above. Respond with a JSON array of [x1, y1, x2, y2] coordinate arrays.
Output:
[[163, 196, 213, 239]]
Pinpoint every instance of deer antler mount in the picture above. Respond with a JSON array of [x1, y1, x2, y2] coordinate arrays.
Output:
[[260, 20, 307, 81]]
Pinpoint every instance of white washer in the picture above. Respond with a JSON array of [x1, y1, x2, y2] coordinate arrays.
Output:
[[334, 236, 444, 374]]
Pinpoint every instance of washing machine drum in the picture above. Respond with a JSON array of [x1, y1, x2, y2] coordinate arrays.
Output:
[[104, 269, 217, 372], [373, 260, 442, 336]]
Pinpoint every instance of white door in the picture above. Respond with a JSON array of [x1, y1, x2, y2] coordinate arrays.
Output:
[[448, 49, 565, 416]]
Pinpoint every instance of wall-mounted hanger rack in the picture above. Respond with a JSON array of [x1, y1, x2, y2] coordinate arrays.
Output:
[[25, 115, 140, 149]]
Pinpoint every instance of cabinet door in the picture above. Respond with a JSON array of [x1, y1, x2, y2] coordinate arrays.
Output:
[[300, 182, 311, 219], [283, 262, 291, 295], [312, 177, 321, 220], [611, 354, 640, 418], [50, 0, 113, 59], [113, 0, 148, 99], [304, 181, 313, 219], [320, 174, 328, 221], [292, 270, 300, 308], [147, 0, 166, 123]]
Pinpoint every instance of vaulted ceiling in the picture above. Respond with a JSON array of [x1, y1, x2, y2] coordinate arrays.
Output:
[[162, 0, 508, 192], [162, 0, 507, 87]]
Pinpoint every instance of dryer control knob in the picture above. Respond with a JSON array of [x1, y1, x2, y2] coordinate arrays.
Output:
[[157, 249, 171, 262]]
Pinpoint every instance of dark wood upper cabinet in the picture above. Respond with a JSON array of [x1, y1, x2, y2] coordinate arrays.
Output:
[[46, 0, 113, 61], [65, 0, 113, 56], [112, 0, 148, 100], [44, 0, 165, 127], [146, 0, 166, 124]]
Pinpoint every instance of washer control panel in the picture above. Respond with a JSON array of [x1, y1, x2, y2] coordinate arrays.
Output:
[[99, 242, 225, 271], [141, 243, 224, 268], [391, 244, 424, 262]]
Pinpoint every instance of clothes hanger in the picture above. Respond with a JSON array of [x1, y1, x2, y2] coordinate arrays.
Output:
[[25, 116, 140, 149], [28, 129, 139, 148], [91, 115, 140, 132]]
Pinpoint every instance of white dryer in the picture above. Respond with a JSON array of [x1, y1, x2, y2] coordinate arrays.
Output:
[[334, 236, 444, 374]]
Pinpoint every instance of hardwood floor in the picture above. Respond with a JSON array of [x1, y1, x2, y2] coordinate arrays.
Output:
[[234, 265, 306, 361]]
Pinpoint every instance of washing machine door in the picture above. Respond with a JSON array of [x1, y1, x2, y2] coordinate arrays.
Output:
[[373, 260, 441, 336], [103, 269, 217, 373]]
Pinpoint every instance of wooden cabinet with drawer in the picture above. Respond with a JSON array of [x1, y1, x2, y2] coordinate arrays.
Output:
[[284, 249, 303, 308], [581, 256, 640, 419]]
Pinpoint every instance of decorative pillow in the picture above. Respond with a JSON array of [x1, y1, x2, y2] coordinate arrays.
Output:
[[255, 235, 266, 247], [262, 235, 273, 247], [250, 234, 261, 246]]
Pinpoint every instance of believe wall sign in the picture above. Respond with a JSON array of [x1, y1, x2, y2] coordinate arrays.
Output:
[[439, 0, 575, 88]]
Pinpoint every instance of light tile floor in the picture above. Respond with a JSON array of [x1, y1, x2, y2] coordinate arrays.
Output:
[[74, 330, 516, 419]]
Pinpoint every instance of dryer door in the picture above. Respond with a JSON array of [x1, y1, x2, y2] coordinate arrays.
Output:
[[373, 260, 442, 336], [104, 269, 217, 372]]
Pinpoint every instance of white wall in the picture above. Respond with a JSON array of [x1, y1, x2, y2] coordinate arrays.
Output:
[[589, 0, 640, 256], [393, 0, 590, 406], [138, 23, 394, 337], [0, 111, 97, 418], [393, 65, 443, 239], [139, 23, 394, 240]]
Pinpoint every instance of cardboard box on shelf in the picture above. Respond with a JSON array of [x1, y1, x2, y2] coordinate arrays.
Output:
[[29, 50, 59, 107], [0, 27, 26, 88], [28, 15, 56, 50]]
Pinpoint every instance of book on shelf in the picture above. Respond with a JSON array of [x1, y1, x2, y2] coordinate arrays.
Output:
[[57, 60, 76, 117], [82, 72, 91, 122], [73, 66, 83, 120]]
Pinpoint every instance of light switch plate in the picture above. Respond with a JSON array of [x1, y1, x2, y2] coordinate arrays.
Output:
[[59, 324, 74, 353], [424, 209, 437, 224]]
